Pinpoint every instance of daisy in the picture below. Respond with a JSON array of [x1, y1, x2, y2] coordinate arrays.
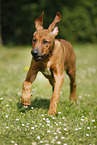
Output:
[[37, 136, 40, 140], [64, 128, 67, 131], [61, 137, 65, 139], [31, 127, 35, 129], [57, 141, 61, 144], [87, 127, 90, 129], [11, 141, 15, 143], [47, 130, 51, 133], [92, 120, 95, 122], [58, 112, 61, 114], [22, 124, 25, 126], [86, 134, 89, 136]]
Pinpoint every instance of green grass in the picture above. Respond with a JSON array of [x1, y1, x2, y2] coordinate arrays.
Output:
[[0, 44, 97, 145]]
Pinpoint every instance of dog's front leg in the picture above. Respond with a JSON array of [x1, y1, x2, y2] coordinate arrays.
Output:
[[48, 73, 64, 115], [22, 66, 38, 106]]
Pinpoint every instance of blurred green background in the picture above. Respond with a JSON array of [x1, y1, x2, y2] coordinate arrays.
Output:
[[0, 0, 97, 45]]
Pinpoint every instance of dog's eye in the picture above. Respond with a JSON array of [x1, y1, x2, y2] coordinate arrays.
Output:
[[43, 40, 49, 44], [33, 38, 36, 43]]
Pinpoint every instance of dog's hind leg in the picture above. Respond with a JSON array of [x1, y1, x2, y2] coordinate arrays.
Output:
[[66, 62, 77, 103]]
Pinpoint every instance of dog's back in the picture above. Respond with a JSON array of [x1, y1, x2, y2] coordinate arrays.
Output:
[[57, 39, 76, 70]]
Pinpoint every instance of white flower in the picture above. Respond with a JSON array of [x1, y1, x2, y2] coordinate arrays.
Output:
[[35, 125, 37, 127], [0, 98, 3, 100], [41, 114, 44, 116], [40, 141, 43, 143], [64, 128, 67, 131], [63, 144, 67, 145], [31, 127, 35, 129], [46, 120, 50, 123], [43, 118, 45, 120], [39, 123, 42, 125], [86, 134, 89, 136], [62, 117, 65, 119], [23, 106, 28, 108], [55, 136, 58, 139], [52, 117, 55, 119], [79, 96, 82, 99], [47, 124, 50, 126], [61, 137, 65, 139], [6, 126, 9, 128], [31, 107, 34, 109], [60, 91, 63, 94], [22, 124, 25, 126], [11, 141, 15, 143], [58, 131, 61, 134], [63, 124, 67, 126], [87, 127, 90, 129], [79, 128, 82, 130], [16, 119, 19, 121], [6, 104, 9, 107], [92, 120, 95, 122], [47, 130, 51, 133], [5, 115, 8, 118], [57, 141, 61, 144], [75, 128, 78, 130], [58, 112, 61, 114], [81, 119, 84, 121], [37, 136, 40, 140], [82, 116, 85, 118], [9, 99, 12, 101]]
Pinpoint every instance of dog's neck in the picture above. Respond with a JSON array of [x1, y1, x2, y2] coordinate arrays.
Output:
[[49, 39, 55, 58]]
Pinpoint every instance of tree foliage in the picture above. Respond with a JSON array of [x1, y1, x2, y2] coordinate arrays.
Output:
[[1, 0, 97, 45]]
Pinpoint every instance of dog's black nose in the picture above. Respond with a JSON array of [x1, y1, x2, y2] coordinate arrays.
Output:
[[31, 49, 39, 56]]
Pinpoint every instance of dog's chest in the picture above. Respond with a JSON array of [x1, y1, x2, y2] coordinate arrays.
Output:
[[42, 67, 52, 77]]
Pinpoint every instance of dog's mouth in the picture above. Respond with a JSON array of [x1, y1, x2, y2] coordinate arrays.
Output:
[[33, 55, 45, 62], [31, 49, 47, 62]]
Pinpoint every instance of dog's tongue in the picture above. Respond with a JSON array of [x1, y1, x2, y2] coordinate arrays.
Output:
[[33, 56, 42, 62]]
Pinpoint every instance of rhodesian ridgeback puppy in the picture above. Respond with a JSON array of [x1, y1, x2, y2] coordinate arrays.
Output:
[[22, 12, 77, 115]]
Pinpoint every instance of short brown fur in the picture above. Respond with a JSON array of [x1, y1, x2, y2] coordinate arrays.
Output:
[[22, 12, 77, 115]]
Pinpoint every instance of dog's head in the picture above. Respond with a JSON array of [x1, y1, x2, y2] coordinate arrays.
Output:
[[31, 12, 61, 61]]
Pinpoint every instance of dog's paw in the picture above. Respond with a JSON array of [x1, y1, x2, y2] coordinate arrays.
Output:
[[22, 94, 31, 106], [22, 100, 31, 106], [70, 98, 77, 104], [47, 109, 56, 116], [70, 95, 77, 104]]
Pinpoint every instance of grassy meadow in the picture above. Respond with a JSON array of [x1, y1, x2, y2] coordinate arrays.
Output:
[[0, 44, 97, 145]]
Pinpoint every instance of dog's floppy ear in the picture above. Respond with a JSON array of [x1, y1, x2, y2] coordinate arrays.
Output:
[[48, 12, 61, 36], [35, 12, 44, 31]]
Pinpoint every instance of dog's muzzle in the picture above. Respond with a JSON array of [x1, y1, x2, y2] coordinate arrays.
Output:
[[31, 49, 46, 62]]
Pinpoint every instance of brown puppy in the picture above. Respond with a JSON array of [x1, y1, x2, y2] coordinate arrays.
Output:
[[22, 12, 77, 115]]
